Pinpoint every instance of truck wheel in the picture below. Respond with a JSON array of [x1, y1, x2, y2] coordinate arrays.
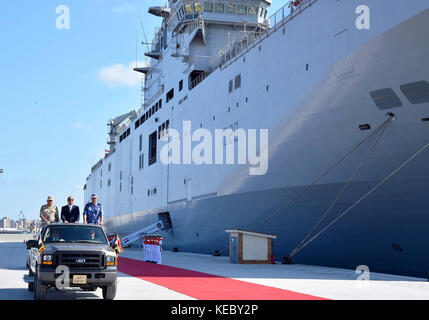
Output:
[[33, 266, 47, 300], [102, 281, 117, 300]]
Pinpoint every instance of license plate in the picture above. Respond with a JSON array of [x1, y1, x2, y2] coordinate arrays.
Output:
[[73, 275, 87, 284]]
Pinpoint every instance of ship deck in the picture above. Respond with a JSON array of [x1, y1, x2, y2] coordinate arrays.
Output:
[[1, 235, 429, 300]]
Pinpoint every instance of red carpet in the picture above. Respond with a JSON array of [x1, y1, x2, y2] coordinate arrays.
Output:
[[118, 257, 326, 300]]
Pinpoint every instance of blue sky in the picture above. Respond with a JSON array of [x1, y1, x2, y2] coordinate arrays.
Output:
[[0, 0, 283, 221]]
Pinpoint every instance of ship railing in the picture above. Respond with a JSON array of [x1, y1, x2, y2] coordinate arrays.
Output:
[[166, 2, 198, 32], [209, 29, 263, 69], [188, 54, 210, 68], [189, 71, 209, 90], [187, 14, 205, 35], [148, 27, 163, 53], [143, 85, 164, 110], [210, 0, 318, 70], [166, 1, 183, 30], [91, 159, 103, 173], [144, 73, 163, 93]]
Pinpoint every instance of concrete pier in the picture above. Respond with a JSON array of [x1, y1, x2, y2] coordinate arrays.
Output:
[[1, 235, 429, 300]]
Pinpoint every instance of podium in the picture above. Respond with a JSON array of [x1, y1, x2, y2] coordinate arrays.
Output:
[[225, 229, 276, 264]]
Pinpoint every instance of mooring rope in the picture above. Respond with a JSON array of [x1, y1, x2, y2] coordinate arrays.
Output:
[[288, 115, 394, 259], [287, 141, 429, 260], [250, 114, 395, 231], [216, 115, 394, 255]]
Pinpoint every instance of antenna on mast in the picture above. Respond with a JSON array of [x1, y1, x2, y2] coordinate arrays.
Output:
[[136, 30, 138, 68], [140, 21, 150, 55]]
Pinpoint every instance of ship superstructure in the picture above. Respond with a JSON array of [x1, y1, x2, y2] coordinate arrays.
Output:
[[86, 0, 429, 277]]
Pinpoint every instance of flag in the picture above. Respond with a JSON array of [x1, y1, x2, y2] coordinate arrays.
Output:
[[37, 235, 45, 255], [116, 236, 124, 255], [108, 234, 123, 255]]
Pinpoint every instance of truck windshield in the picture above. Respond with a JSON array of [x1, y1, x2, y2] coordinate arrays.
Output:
[[42, 225, 108, 245]]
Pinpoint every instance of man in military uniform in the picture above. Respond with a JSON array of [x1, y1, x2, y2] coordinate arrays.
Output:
[[83, 194, 104, 226], [40, 196, 59, 226]]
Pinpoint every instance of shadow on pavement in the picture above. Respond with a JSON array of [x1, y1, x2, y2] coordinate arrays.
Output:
[[0, 288, 101, 300], [0, 288, 33, 300], [0, 242, 28, 271]]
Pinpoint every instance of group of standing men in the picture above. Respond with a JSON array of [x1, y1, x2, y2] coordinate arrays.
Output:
[[39, 194, 104, 226]]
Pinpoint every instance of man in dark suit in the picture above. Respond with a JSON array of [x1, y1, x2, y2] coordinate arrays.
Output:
[[61, 196, 80, 223]]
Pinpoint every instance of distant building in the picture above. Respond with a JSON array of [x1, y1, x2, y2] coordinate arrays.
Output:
[[10, 220, 17, 229], [24, 219, 32, 229], [20, 219, 32, 230], [1, 217, 11, 229]]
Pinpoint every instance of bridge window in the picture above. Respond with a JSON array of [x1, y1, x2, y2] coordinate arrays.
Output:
[[204, 2, 213, 12], [185, 4, 193, 14], [226, 3, 236, 14], [248, 5, 258, 15], [229, 79, 233, 93], [179, 79, 184, 92], [214, 3, 224, 13], [194, 2, 202, 13], [237, 5, 247, 15]]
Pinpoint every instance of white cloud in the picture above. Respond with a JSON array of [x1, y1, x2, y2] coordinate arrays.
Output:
[[97, 61, 144, 88], [73, 122, 93, 130], [113, 3, 135, 14], [73, 122, 84, 129]]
